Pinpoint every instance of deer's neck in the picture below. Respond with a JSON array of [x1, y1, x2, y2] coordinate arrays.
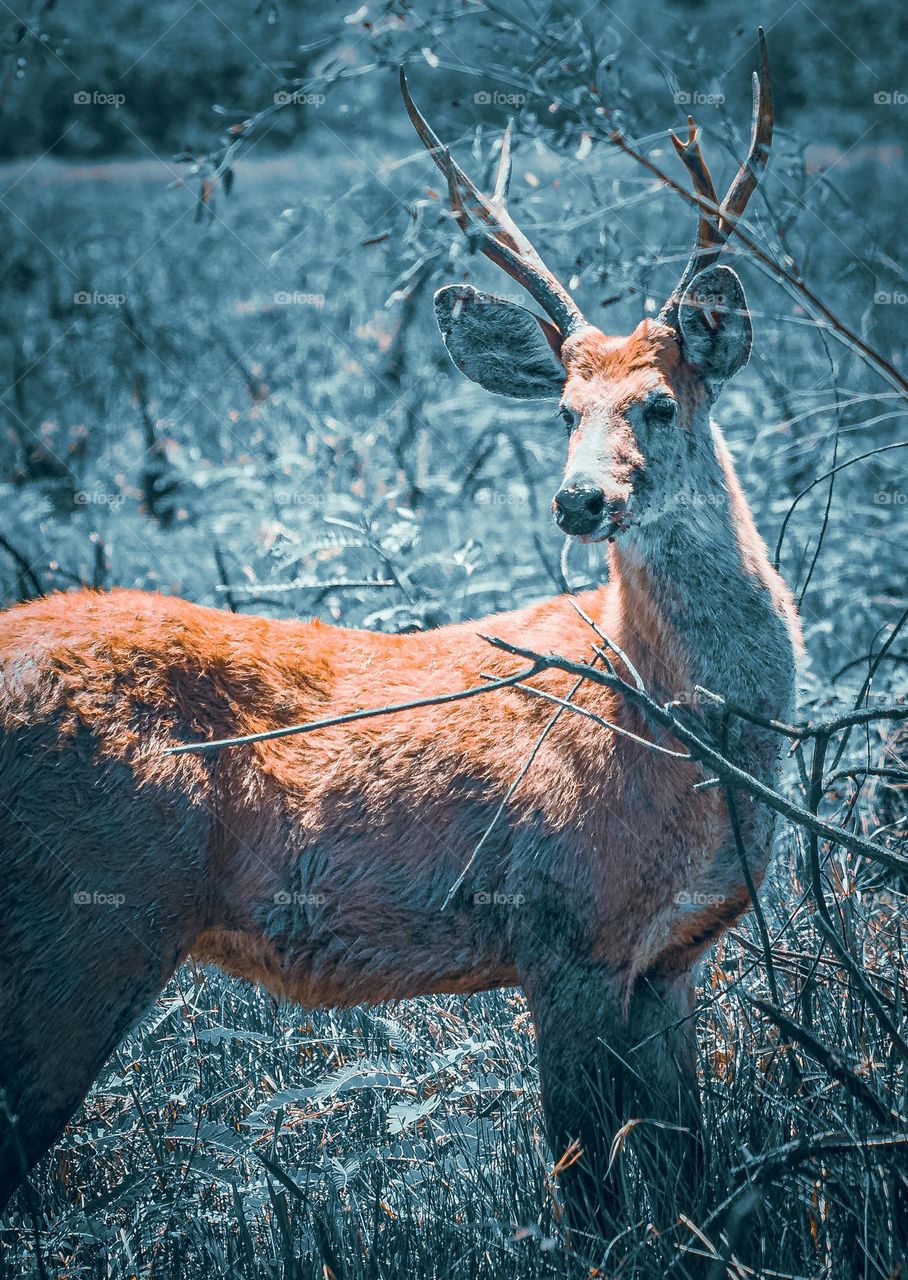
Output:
[[600, 423, 800, 722]]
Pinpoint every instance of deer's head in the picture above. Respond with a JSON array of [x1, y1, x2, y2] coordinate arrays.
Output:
[[402, 32, 772, 541]]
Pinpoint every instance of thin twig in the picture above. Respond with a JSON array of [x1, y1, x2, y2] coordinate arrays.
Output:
[[165, 661, 547, 756], [482, 637, 908, 874], [441, 668, 593, 909], [750, 997, 903, 1125]]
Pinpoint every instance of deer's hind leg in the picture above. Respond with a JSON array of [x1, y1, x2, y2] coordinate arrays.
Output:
[[521, 957, 703, 1247]]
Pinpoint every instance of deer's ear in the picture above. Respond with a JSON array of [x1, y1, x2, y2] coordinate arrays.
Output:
[[433, 285, 566, 400], [678, 265, 752, 395]]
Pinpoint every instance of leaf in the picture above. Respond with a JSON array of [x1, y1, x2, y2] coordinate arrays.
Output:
[[259, 1153, 309, 1200], [196, 1025, 274, 1045], [386, 1095, 440, 1134], [244, 1062, 408, 1126]]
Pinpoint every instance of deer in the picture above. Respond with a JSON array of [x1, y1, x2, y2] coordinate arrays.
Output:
[[0, 31, 799, 1254]]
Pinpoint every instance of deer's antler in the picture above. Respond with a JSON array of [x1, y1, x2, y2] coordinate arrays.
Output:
[[400, 69, 589, 338], [661, 28, 774, 323]]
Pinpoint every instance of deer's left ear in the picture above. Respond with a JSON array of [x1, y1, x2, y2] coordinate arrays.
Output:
[[678, 265, 752, 395]]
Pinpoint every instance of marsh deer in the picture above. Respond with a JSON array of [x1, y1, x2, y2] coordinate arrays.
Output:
[[1, 32, 798, 1247]]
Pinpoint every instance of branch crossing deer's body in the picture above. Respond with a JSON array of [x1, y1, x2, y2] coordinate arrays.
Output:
[[0, 33, 800, 1240]]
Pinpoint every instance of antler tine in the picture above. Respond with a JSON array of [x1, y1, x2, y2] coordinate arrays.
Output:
[[400, 69, 588, 336], [439, 145, 472, 236], [660, 28, 773, 325], [718, 28, 773, 229], [399, 69, 486, 208], [493, 120, 513, 205], [669, 116, 722, 249]]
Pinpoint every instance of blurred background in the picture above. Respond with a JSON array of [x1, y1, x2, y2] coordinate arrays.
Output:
[[1, 1, 906, 1277]]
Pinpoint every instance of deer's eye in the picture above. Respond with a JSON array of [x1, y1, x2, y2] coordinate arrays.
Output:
[[645, 394, 677, 424], [560, 407, 578, 433]]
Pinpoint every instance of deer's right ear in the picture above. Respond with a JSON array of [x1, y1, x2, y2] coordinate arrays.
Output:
[[433, 285, 566, 400]]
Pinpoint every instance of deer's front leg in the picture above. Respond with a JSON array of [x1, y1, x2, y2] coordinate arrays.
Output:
[[521, 957, 703, 1246]]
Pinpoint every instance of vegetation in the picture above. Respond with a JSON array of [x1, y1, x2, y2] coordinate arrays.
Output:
[[0, 1, 906, 1276]]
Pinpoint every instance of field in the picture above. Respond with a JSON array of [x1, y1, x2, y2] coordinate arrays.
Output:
[[0, 1, 907, 1276]]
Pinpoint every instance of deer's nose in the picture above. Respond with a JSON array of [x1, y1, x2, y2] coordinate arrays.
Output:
[[552, 483, 605, 535]]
